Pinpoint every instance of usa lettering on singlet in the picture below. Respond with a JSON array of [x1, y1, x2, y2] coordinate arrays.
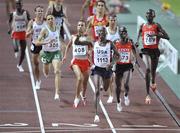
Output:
[[12, 11, 27, 32], [94, 41, 111, 68], [106, 27, 120, 42], [42, 25, 61, 52]]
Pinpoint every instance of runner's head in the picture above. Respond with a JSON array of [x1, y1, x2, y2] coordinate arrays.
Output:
[[96, 0, 106, 14], [46, 15, 55, 26], [15, 0, 23, 11], [119, 26, 128, 39], [108, 14, 117, 27], [97, 26, 107, 41], [146, 9, 155, 23], [34, 5, 44, 18], [77, 20, 86, 34], [55, 0, 64, 5]]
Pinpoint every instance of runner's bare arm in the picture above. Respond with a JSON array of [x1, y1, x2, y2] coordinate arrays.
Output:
[[135, 23, 143, 47], [35, 29, 50, 46], [156, 23, 170, 40], [62, 35, 73, 62], [26, 20, 33, 38], [80, 0, 91, 20]]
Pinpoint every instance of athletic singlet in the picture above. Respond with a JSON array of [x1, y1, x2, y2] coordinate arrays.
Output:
[[115, 40, 133, 64], [89, 0, 96, 16], [12, 10, 28, 32], [92, 15, 108, 41], [32, 20, 46, 43], [42, 25, 60, 52], [142, 23, 159, 49], [106, 26, 120, 42], [94, 41, 111, 68], [72, 35, 89, 60], [52, 5, 64, 32]]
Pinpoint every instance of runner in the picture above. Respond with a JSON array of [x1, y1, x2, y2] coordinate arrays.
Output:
[[92, 27, 119, 122], [106, 14, 120, 103], [136, 9, 170, 104], [115, 26, 137, 112], [8, 0, 30, 72], [36, 15, 62, 100], [46, 0, 69, 57], [86, 0, 108, 42], [26, 5, 46, 89], [63, 20, 93, 108]]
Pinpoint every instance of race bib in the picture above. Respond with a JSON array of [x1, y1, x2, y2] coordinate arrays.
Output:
[[15, 21, 26, 32], [120, 51, 130, 63], [73, 45, 87, 56], [94, 26, 103, 36], [144, 32, 156, 45]]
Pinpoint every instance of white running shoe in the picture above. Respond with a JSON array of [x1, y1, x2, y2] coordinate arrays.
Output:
[[94, 115, 100, 123], [17, 65, 24, 72], [54, 93, 60, 100], [145, 95, 151, 104], [124, 96, 130, 106], [35, 80, 41, 90], [73, 97, 80, 108], [107, 96, 113, 103], [117, 102, 122, 112], [14, 52, 18, 58]]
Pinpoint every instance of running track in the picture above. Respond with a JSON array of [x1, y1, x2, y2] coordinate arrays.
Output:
[[0, 0, 180, 133]]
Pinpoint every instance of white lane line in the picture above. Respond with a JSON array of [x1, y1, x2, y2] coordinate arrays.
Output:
[[122, 124, 167, 128], [25, 48, 45, 133], [52, 123, 98, 127], [89, 78, 116, 133]]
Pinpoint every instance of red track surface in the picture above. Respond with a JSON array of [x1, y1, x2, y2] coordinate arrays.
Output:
[[0, 0, 180, 133]]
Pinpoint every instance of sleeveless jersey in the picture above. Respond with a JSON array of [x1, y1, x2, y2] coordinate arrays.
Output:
[[92, 15, 108, 41], [106, 26, 120, 42], [52, 5, 64, 33], [142, 23, 159, 49], [32, 20, 46, 43], [115, 40, 133, 64], [94, 41, 111, 68], [12, 11, 28, 32], [72, 35, 89, 59], [42, 26, 61, 52]]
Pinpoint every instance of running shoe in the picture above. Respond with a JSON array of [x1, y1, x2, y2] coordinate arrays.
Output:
[[124, 96, 130, 106], [73, 97, 80, 108], [17, 65, 24, 72], [145, 95, 151, 104], [54, 93, 60, 101], [35, 80, 41, 90], [117, 102, 122, 112], [107, 96, 113, 103], [94, 115, 100, 123]]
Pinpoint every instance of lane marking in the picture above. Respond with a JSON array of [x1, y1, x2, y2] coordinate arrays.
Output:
[[25, 47, 45, 133], [0, 123, 28, 127], [52, 123, 98, 128], [121, 124, 167, 128]]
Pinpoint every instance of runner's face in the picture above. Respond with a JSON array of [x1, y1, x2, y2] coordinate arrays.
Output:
[[98, 28, 106, 40], [119, 30, 127, 39], [96, 2, 105, 13], [35, 7, 44, 18], [146, 12, 154, 23], [47, 15, 55, 26], [16, 3, 22, 11], [77, 22, 85, 33], [109, 17, 117, 26]]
